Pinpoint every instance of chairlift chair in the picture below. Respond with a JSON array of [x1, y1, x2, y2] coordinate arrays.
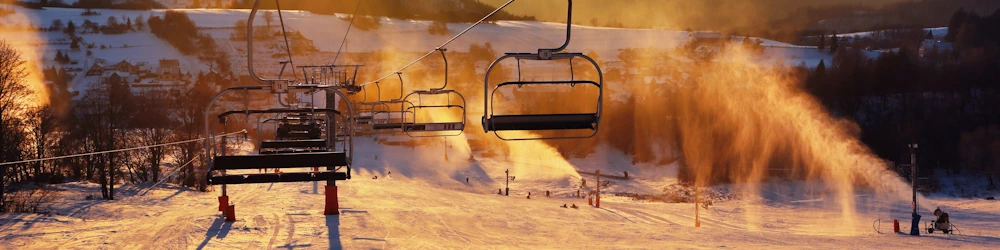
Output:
[[481, 0, 603, 141], [399, 48, 467, 137]]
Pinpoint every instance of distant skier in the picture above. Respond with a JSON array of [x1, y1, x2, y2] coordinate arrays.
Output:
[[571, 204, 578, 209], [623, 171, 629, 179], [373, 176, 378, 179], [545, 190, 550, 197], [560, 204, 568, 208]]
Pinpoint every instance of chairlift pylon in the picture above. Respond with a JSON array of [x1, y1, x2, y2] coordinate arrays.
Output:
[[205, 0, 357, 217]]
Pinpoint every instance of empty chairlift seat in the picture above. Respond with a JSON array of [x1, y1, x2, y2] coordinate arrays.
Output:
[[260, 139, 327, 150], [485, 113, 597, 131], [480, 0, 605, 140], [208, 152, 350, 185]]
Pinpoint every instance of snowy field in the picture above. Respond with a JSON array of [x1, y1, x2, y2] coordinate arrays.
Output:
[[0, 138, 998, 249]]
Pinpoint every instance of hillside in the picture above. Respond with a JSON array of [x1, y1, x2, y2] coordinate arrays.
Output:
[[2, 4, 852, 95]]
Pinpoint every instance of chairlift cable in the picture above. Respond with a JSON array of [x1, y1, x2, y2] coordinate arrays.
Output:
[[0, 130, 247, 166], [359, 0, 516, 88], [332, 0, 364, 65], [276, 0, 297, 81]]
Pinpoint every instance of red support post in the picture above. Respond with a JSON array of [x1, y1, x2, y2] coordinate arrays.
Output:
[[324, 185, 340, 215], [225, 205, 236, 222], [218, 196, 229, 212], [595, 169, 601, 208]]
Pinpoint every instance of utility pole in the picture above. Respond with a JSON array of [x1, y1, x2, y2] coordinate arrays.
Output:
[[909, 143, 920, 236], [505, 169, 509, 196]]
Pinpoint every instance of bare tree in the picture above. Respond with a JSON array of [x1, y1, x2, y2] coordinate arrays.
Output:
[[26, 105, 58, 184], [263, 10, 274, 28], [0, 40, 34, 211], [132, 91, 172, 182], [172, 83, 213, 191]]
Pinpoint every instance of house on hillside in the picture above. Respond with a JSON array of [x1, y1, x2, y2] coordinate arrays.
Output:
[[86, 63, 105, 76], [158, 59, 183, 81], [113, 60, 139, 74], [102, 71, 139, 84]]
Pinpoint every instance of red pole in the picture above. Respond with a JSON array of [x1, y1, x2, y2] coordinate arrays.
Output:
[[225, 205, 236, 222], [324, 185, 340, 215], [595, 169, 600, 208], [218, 196, 229, 212]]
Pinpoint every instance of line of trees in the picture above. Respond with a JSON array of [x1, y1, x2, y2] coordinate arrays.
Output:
[[229, 0, 535, 23], [1, 39, 222, 212]]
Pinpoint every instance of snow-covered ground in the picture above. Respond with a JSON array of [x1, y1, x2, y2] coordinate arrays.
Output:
[[2, 6, 997, 249], [1, 138, 998, 249]]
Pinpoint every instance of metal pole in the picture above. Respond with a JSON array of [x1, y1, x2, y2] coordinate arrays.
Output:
[[221, 123, 228, 197], [505, 169, 509, 196], [911, 144, 917, 214], [909, 143, 920, 236]]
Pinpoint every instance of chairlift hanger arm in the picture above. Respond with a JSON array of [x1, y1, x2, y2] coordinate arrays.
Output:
[[391, 72, 404, 101], [432, 48, 449, 91], [543, 0, 573, 54], [247, 0, 276, 85]]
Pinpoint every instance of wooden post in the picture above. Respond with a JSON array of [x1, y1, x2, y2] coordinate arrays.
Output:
[[695, 185, 701, 227]]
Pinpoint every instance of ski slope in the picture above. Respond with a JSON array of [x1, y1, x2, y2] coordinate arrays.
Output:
[[1, 138, 998, 249]]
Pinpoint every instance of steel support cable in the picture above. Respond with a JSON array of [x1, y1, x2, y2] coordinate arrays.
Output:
[[0, 130, 247, 166], [358, 0, 516, 88], [139, 155, 199, 196]]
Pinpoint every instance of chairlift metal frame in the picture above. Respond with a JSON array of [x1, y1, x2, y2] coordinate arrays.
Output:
[[399, 48, 467, 137], [481, 0, 604, 141]]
